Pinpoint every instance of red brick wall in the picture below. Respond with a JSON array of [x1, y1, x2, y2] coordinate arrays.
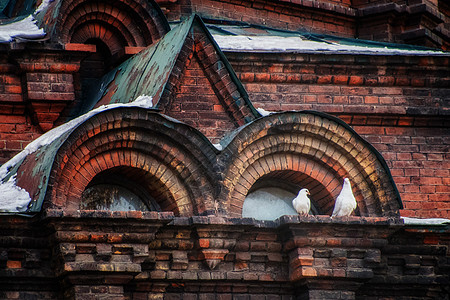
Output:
[[0, 112, 42, 164], [0, 59, 42, 163], [226, 52, 450, 219], [158, 0, 356, 37], [157, 0, 448, 49], [349, 121, 449, 219], [168, 53, 237, 143]]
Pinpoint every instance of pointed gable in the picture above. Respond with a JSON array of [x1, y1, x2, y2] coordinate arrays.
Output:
[[86, 14, 259, 142], [165, 52, 237, 143]]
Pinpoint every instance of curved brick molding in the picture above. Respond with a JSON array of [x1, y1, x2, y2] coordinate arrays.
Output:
[[218, 111, 402, 218], [45, 108, 218, 216], [10, 108, 401, 219], [54, 0, 170, 54]]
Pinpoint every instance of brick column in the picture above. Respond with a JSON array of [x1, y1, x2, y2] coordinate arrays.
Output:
[[15, 49, 93, 132], [281, 215, 400, 299], [43, 209, 174, 300]]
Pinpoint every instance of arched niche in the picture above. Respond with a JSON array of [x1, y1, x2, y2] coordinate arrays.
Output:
[[45, 108, 218, 216], [218, 111, 402, 218], [81, 166, 162, 212], [56, 0, 170, 68]]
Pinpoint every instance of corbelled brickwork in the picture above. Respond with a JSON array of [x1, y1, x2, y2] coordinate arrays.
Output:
[[0, 212, 448, 299]]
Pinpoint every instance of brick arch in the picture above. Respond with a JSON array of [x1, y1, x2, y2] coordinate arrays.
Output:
[[63, 150, 190, 215], [70, 21, 130, 55], [69, 17, 138, 49], [219, 111, 402, 218], [56, 0, 170, 51], [45, 108, 218, 217]]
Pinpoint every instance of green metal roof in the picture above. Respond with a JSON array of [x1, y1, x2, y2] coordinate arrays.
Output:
[[83, 15, 194, 113], [204, 19, 448, 54], [0, 0, 35, 20], [81, 15, 259, 119]]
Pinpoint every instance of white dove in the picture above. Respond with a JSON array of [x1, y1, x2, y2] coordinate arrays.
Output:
[[332, 178, 357, 217], [292, 188, 311, 216]]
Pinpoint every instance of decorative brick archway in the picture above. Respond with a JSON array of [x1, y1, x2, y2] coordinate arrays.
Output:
[[56, 0, 170, 54], [219, 111, 402, 218], [45, 108, 218, 216]]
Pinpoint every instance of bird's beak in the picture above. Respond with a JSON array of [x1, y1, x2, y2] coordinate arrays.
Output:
[[307, 191, 310, 195]]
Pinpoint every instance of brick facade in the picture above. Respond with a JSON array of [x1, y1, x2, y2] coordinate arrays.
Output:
[[1, 212, 449, 299], [225, 52, 450, 219], [0, 0, 449, 299]]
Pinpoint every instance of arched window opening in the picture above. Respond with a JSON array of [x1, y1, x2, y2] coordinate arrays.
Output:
[[76, 38, 113, 115], [242, 172, 327, 220], [81, 38, 113, 78], [80, 167, 161, 212]]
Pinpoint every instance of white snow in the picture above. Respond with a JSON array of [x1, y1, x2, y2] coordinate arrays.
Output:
[[213, 143, 223, 151], [212, 35, 447, 55], [0, 0, 53, 43], [133, 94, 153, 108], [0, 15, 45, 42], [0, 175, 32, 212], [0, 96, 154, 212], [401, 217, 450, 225], [256, 107, 274, 116]]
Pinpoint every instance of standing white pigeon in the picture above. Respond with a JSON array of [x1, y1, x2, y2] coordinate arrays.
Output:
[[332, 178, 357, 217], [292, 188, 311, 216]]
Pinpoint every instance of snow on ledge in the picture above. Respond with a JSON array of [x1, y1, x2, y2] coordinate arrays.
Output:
[[401, 217, 450, 225], [256, 107, 275, 117], [0, 96, 154, 213], [212, 35, 447, 56], [0, 175, 31, 212], [0, 0, 52, 43], [213, 143, 223, 151], [0, 15, 45, 43]]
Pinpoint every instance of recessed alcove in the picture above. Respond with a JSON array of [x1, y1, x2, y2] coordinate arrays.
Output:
[[242, 174, 322, 220], [80, 167, 163, 212]]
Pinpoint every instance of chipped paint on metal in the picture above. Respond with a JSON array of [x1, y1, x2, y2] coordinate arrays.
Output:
[[83, 15, 195, 114]]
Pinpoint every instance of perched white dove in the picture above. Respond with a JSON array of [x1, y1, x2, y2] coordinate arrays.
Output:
[[332, 178, 357, 217], [292, 188, 311, 216]]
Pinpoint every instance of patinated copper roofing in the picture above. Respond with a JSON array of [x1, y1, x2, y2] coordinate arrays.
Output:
[[81, 15, 260, 119], [204, 20, 448, 55], [0, 0, 35, 20]]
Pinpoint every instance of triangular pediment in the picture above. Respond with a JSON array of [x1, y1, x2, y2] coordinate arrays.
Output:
[[85, 15, 259, 143], [157, 18, 260, 142]]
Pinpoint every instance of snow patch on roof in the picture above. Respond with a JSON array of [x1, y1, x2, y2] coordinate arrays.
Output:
[[0, 15, 45, 42], [212, 35, 447, 55], [0, 96, 154, 213], [402, 217, 450, 225], [256, 107, 274, 117], [213, 143, 223, 151], [0, 0, 52, 43], [134, 94, 154, 108], [0, 175, 31, 212]]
